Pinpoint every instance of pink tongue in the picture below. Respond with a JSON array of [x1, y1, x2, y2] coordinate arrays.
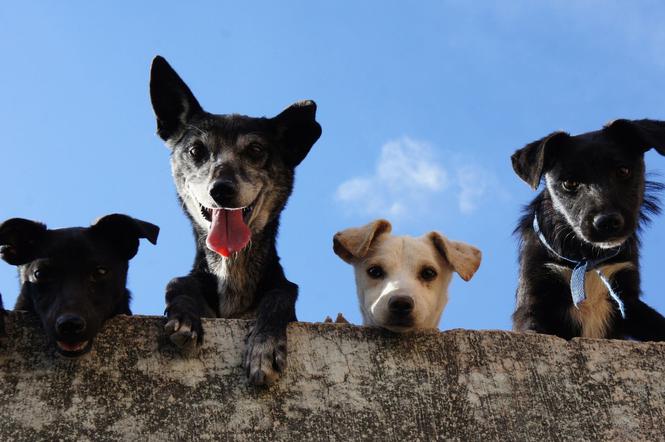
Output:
[[206, 208, 251, 257]]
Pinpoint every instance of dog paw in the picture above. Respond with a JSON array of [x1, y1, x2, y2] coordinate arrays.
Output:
[[244, 330, 287, 387], [164, 311, 203, 354]]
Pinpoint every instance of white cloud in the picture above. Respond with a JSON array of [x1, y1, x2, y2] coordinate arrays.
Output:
[[335, 137, 494, 219], [457, 165, 489, 215], [375, 138, 447, 192]]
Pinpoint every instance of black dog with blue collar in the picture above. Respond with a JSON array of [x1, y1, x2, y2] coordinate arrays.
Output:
[[511, 118, 665, 340]]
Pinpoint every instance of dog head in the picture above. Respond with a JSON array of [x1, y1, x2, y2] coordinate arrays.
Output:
[[512, 119, 665, 248], [0, 214, 159, 357], [149, 56, 321, 257], [333, 219, 481, 332]]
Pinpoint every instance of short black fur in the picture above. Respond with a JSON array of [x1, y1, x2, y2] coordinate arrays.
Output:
[[0, 215, 158, 356], [512, 119, 665, 340], [149, 56, 322, 386]]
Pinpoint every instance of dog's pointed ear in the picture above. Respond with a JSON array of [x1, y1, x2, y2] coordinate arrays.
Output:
[[0, 218, 47, 265], [150, 55, 203, 142], [272, 100, 322, 167], [511, 131, 570, 190], [428, 232, 481, 282], [333, 219, 391, 263], [91, 214, 159, 260], [604, 119, 665, 155]]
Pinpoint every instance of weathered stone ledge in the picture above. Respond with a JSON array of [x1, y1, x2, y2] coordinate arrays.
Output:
[[1, 312, 664, 441]]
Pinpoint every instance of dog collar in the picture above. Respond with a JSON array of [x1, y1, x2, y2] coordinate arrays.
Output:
[[532, 215, 626, 318]]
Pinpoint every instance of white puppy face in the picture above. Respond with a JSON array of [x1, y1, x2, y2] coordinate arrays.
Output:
[[333, 220, 481, 332]]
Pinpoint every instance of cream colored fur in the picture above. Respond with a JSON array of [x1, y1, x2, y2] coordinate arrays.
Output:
[[333, 219, 482, 332]]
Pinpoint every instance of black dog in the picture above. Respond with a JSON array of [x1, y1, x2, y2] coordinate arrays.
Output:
[[0, 214, 159, 356], [149, 56, 321, 385], [511, 119, 665, 340]]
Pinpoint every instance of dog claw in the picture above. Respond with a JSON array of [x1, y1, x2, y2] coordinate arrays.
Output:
[[164, 319, 180, 334], [165, 319, 193, 335], [273, 348, 287, 373]]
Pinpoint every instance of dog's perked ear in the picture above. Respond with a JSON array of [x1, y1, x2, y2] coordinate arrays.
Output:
[[90, 214, 160, 260], [511, 131, 570, 189], [272, 100, 322, 167], [428, 232, 481, 282], [604, 119, 665, 155], [0, 218, 47, 265], [333, 219, 392, 263], [149, 55, 203, 142]]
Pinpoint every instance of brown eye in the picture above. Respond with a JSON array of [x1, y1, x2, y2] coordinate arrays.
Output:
[[247, 143, 266, 159], [366, 265, 385, 279], [420, 267, 438, 282], [617, 167, 631, 179], [188, 142, 207, 162], [562, 180, 580, 192]]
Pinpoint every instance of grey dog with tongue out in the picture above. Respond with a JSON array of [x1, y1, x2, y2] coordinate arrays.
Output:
[[149, 56, 322, 386]]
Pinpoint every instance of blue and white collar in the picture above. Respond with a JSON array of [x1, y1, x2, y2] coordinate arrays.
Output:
[[532, 215, 626, 318]]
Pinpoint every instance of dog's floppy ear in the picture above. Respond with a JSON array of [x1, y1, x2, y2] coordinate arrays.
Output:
[[604, 119, 665, 155], [333, 219, 391, 263], [0, 218, 47, 265], [272, 100, 322, 167], [511, 131, 570, 190], [428, 232, 481, 282], [150, 55, 203, 142], [91, 214, 159, 260]]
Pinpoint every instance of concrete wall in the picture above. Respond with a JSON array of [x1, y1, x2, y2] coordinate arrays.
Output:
[[1, 312, 664, 441]]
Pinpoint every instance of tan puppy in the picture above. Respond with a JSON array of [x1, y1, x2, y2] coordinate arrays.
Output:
[[333, 219, 481, 332]]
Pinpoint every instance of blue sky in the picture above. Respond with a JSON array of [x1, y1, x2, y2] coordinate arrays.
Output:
[[2, 1, 665, 331]]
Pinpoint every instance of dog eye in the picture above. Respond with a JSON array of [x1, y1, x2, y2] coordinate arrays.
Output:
[[91, 266, 109, 281], [419, 267, 438, 282], [562, 180, 580, 192], [617, 167, 631, 179], [188, 142, 208, 162], [32, 267, 56, 282], [246, 143, 266, 159], [33, 268, 50, 281], [366, 265, 385, 279]]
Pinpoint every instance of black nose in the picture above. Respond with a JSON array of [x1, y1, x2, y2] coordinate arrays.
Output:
[[592, 212, 624, 236], [388, 296, 414, 316], [55, 314, 86, 335], [209, 179, 236, 206]]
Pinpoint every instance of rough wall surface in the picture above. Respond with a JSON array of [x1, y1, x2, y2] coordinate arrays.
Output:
[[1, 312, 664, 441]]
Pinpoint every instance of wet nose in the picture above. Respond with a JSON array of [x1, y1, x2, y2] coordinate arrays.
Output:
[[388, 296, 414, 317], [592, 212, 624, 236], [209, 179, 236, 206], [55, 314, 86, 335]]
